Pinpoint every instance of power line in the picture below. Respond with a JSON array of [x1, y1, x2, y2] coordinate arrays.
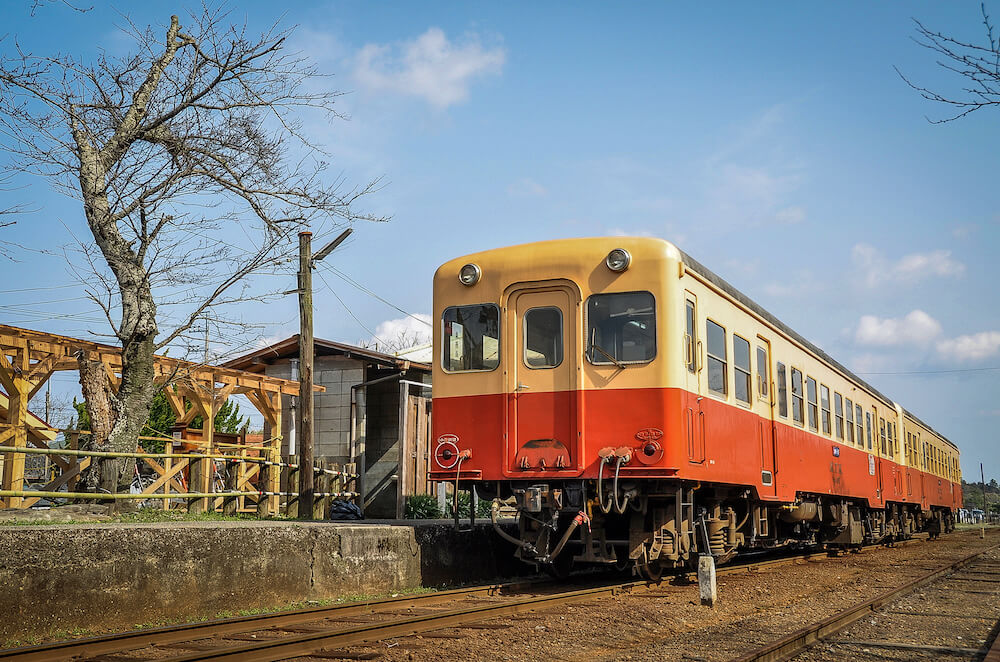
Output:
[[314, 268, 390, 347], [856, 366, 1000, 375], [322, 265, 431, 328]]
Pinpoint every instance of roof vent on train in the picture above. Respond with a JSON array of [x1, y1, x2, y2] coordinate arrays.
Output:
[[605, 248, 631, 272], [459, 263, 482, 286]]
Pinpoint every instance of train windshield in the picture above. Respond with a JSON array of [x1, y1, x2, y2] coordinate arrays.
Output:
[[586, 291, 656, 365], [442, 304, 500, 372]]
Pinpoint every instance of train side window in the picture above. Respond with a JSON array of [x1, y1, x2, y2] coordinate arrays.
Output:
[[733, 335, 751, 404], [685, 299, 697, 373], [856, 405, 864, 449], [523, 307, 563, 369], [834, 393, 844, 440], [865, 412, 873, 450], [820, 385, 831, 435], [889, 422, 896, 457], [879, 418, 887, 455], [442, 304, 501, 372], [756, 346, 768, 398], [706, 320, 728, 396], [845, 399, 855, 444], [776, 362, 788, 417], [790, 368, 804, 424], [586, 291, 656, 365], [806, 377, 818, 431]]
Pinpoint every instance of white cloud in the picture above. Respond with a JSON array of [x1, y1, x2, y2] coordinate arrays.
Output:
[[854, 310, 943, 347], [851, 243, 965, 288], [372, 314, 433, 351], [354, 28, 504, 108], [951, 223, 978, 239], [936, 331, 1000, 362], [507, 178, 547, 198], [774, 206, 805, 224]]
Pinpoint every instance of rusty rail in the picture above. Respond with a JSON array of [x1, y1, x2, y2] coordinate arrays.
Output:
[[730, 544, 999, 662]]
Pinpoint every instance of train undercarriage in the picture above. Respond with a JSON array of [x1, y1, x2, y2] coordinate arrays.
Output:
[[483, 479, 955, 580]]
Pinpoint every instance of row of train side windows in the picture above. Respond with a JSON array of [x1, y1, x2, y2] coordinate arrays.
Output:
[[775, 363, 875, 451], [699, 314, 766, 406]]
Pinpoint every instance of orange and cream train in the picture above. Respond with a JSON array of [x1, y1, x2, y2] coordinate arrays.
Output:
[[429, 237, 961, 578]]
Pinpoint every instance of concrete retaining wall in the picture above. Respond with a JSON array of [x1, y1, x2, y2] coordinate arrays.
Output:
[[0, 520, 525, 643]]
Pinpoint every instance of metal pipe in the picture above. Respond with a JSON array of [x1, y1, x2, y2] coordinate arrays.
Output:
[[612, 456, 631, 514], [490, 498, 530, 550], [546, 511, 589, 562]]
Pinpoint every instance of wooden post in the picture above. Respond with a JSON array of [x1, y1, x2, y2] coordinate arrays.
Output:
[[188, 455, 207, 513], [297, 231, 315, 518], [313, 459, 330, 519], [223, 459, 239, 516], [256, 458, 270, 519], [68, 430, 80, 492], [0, 344, 29, 508], [161, 456, 172, 510]]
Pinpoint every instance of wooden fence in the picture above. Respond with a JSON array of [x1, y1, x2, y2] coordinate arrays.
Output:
[[0, 433, 358, 519]]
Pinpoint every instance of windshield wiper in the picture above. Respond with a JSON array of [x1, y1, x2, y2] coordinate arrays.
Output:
[[588, 332, 627, 369]]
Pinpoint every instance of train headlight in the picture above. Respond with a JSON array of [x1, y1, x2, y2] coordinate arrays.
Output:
[[606, 248, 631, 272], [459, 263, 482, 286]]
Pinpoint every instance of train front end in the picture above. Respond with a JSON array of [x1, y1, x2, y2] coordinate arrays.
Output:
[[430, 237, 685, 576]]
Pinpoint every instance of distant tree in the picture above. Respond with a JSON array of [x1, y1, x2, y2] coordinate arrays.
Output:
[[898, 3, 1000, 122], [0, 8, 383, 491]]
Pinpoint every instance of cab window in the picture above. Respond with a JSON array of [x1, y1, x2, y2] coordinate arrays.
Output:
[[442, 304, 500, 372], [524, 307, 563, 369], [586, 291, 656, 365]]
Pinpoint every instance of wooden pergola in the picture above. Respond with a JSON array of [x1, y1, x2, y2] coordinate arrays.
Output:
[[0, 324, 319, 511]]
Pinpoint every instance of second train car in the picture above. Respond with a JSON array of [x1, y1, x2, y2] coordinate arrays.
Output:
[[428, 237, 961, 578]]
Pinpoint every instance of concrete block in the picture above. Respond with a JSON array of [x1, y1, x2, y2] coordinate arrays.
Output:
[[342, 368, 364, 385], [698, 554, 717, 607], [319, 370, 343, 384]]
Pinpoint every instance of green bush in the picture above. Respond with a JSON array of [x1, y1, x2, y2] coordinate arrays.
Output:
[[404, 494, 442, 519], [446, 490, 471, 519], [477, 496, 494, 518]]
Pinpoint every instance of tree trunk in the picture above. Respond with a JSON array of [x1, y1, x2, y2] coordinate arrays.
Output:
[[76, 353, 120, 492]]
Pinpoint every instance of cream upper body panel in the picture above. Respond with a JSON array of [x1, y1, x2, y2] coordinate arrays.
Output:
[[432, 237, 682, 399]]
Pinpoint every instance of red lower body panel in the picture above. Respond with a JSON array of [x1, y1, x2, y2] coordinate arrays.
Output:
[[430, 387, 959, 511]]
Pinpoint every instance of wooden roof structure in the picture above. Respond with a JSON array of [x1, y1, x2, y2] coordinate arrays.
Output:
[[0, 323, 320, 508]]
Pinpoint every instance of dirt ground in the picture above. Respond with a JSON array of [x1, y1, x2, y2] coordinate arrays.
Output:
[[314, 527, 999, 662]]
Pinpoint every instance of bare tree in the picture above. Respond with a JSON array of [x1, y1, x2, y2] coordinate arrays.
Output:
[[898, 3, 1000, 122], [0, 8, 384, 490]]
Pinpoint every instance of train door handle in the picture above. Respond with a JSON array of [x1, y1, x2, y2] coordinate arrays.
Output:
[[516, 383, 530, 391]]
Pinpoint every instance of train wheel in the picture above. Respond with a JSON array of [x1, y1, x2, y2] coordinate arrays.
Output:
[[638, 558, 664, 582]]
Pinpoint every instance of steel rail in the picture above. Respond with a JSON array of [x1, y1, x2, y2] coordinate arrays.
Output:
[[729, 544, 998, 662], [0, 535, 930, 662], [158, 582, 647, 662], [143, 541, 935, 662], [0, 582, 534, 662]]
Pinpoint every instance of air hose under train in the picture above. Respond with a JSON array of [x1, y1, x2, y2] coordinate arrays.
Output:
[[597, 454, 631, 515]]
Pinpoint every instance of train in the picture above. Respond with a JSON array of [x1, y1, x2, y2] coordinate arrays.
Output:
[[428, 237, 962, 579]]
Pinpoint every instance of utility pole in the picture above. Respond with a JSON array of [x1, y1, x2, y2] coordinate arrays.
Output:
[[298, 231, 315, 517], [982, 463, 988, 538], [296, 228, 353, 519]]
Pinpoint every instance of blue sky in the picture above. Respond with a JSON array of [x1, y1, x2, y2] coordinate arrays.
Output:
[[1, 2, 998, 482]]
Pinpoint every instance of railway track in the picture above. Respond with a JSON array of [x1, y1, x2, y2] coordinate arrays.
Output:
[[0, 538, 930, 662], [732, 543, 1000, 662]]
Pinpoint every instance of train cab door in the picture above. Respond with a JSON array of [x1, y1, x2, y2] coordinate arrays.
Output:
[[504, 285, 580, 475], [755, 336, 778, 498], [684, 293, 705, 463]]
